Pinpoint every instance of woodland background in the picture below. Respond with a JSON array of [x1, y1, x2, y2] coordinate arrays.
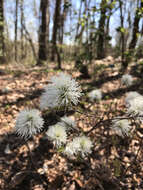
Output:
[[0, 0, 143, 67]]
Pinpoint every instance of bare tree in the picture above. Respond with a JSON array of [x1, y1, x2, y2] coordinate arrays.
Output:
[[38, 0, 50, 64], [104, 0, 115, 56], [59, 0, 69, 45], [119, 0, 126, 67], [51, 0, 62, 66], [22, 23, 37, 59], [129, 0, 143, 50], [15, 0, 19, 61], [97, 0, 107, 59], [20, 0, 24, 59], [0, 0, 4, 62], [75, 0, 83, 42]]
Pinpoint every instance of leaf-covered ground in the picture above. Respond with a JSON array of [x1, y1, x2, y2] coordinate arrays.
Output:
[[0, 58, 143, 190]]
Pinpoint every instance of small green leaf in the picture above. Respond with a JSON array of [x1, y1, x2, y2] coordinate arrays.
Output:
[[113, 159, 121, 177], [57, 146, 65, 153]]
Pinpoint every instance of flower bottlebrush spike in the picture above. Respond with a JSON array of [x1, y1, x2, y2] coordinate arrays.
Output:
[[127, 96, 143, 121], [60, 116, 76, 130], [46, 124, 67, 147], [40, 73, 82, 110], [125, 91, 141, 106], [121, 74, 133, 87], [15, 109, 44, 139], [88, 89, 102, 102], [65, 136, 93, 157], [112, 118, 131, 137]]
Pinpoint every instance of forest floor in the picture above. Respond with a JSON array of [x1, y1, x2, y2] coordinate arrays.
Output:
[[0, 57, 143, 190]]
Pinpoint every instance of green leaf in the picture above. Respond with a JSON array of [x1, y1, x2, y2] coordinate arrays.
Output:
[[113, 159, 121, 177], [57, 146, 65, 153]]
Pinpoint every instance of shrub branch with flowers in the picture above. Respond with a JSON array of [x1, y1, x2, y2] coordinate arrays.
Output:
[[13, 72, 143, 189]]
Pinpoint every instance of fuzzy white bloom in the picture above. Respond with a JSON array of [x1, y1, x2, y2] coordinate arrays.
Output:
[[88, 89, 102, 101], [127, 96, 143, 119], [15, 109, 44, 139], [65, 136, 93, 157], [60, 116, 76, 130], [125, 91, 141, 106], [121, 74, 133, 87], [112, 118, 131, 137], [40, 73, 82, 110], [64, 139, 80, 156], [46, 124, 67, 147]]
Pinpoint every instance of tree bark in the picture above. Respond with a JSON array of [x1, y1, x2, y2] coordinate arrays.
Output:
[[20, 0, 24, 59], [129, 0, 143, 50], [38, 0, 49, 64], [15, 0, 18, 62], [97, 0, 107, 59], [119, 0, 126, 67], [51, 0, 62, 68], [75, 0, 83, 42], [22, 23, 37, 59], [0, 0, 4, 62], [59, 0, 69, 45]]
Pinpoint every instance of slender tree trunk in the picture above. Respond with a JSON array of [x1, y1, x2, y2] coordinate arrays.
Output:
[[105, 13, 111, 56], [129, 0, 143, 50], [105, 0, 114, 56], [38, 0, 49, 64], [75, 0, 83, 42], [0, 0, 4, 62], [15, 0, 18, 61], [123, 0, 143, 69], [97, 0, 107, 59], [46, 1, 50, 55], [119, 0, 126, 67], [51, 0, 62, 68], [59, 0, 69, 45], [20, 0, 24, 59], [22, 22, 37, 59]]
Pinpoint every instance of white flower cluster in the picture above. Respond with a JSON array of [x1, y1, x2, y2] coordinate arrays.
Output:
[[46, 124, 67, 147], [125, 91, 141, 106], [112, 118, 131, 137], [111, 91, 143, 137], [15, 109, 44, 139], [60, 116, 76, 130], [64, 136, 93, 158], [121, 74, 133, 87], [14, 73, 92, 158], [127, 96, 143, 118], [124, 91, 143, 121], [88, 89, 102, 101], [46, 122, 93, 157], [40, 73, 82, 110]]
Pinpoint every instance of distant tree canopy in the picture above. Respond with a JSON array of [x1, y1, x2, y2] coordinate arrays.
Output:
[[1, 0, 143, 69]]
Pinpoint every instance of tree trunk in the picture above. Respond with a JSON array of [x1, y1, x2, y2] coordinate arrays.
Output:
[[119, 0, 126, 68], [129, 0, 143, 50], [105, 0, 114, 56], [38, 0, 49, 64], [104, 13, 111, 56], [20, 0, 24, 59], [75, 0, 83, 42], [15, 0, 18, 62], [46, 1, 50, 55], [123, 0, 143, 69], [51, 0, 62, 63], [0, 0, 4, 62], [22, 22, 37, 59], [59, 0, 69, 45], [97, 0, 107, 59]]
